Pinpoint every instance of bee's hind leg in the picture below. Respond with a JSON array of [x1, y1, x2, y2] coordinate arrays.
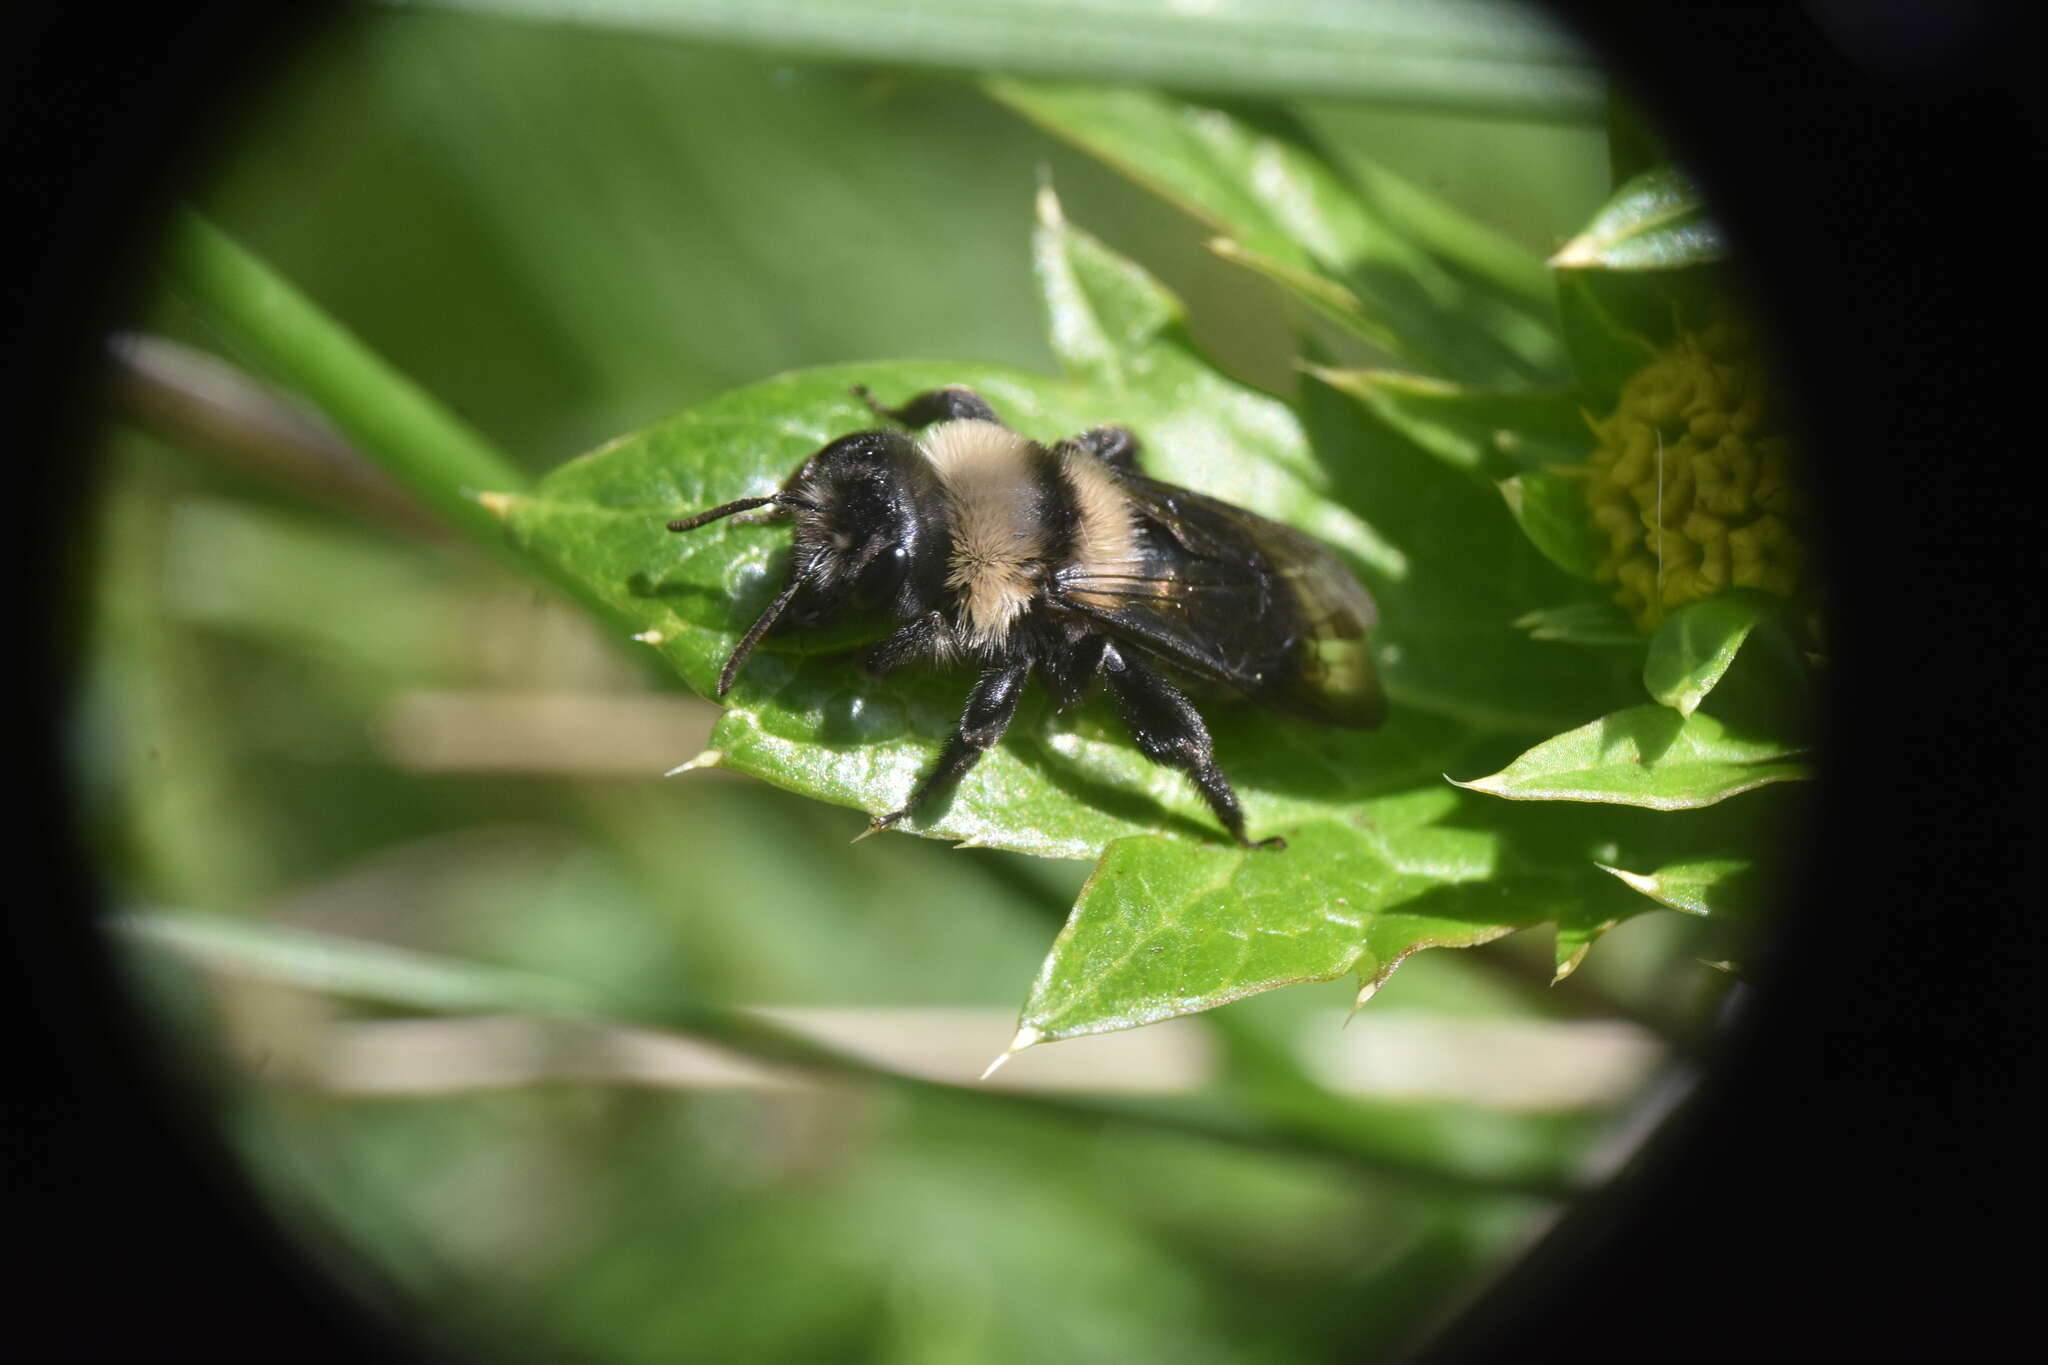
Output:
[[1101, 645, 1283, 851], [852, 384, 1003, 429]]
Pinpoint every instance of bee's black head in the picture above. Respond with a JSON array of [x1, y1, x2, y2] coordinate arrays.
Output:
[[784, 430, 950, 619], [668, 428, 950, 696]]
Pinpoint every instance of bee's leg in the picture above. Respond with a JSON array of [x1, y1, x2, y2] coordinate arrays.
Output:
[[1101, 645, 1283, 851], [1038, 633, 1109, 712], [865, 658, 1030, 837], [1068, 424, 1142, 472], [852, 384, 1003, 429], [863, 611, 951, 678]]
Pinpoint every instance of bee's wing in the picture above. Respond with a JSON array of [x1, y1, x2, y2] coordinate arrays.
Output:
[[1054, 476, 1384, 729]]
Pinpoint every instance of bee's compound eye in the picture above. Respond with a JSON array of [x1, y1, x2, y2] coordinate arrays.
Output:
[[850, 539, 912, 609]]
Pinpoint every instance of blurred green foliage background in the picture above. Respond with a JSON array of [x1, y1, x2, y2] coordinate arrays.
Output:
[[83, 4, 1733, 1361]]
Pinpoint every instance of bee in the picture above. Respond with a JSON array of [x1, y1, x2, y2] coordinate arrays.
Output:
[[667, 385, 1383, 850]]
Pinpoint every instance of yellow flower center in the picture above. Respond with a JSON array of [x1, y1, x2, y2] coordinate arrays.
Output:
[[1576, 318, 1805, 630]]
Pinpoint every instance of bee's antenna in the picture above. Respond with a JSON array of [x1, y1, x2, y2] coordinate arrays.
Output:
[[850, 383, 899, 424], [717, 578, 805, 697], [667, 495, 779, 533]]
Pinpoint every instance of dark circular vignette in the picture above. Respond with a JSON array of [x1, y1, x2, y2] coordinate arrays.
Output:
[[5, 4, 2034, 1363], [1415, 2, 2035, 1361], [7, 8, 453, 1363]]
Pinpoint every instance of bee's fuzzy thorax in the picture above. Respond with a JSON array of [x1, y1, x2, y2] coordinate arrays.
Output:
[[918, 419, 1145, 648], [920, 419, 1050, 648]]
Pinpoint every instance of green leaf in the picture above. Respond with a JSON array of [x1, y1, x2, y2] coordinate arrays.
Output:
[[1550, 166, 1726, 272], [1301, 371, 1642, 733], [505, 191, 1392, 860], [1696, 614, 1820, 748], [497, 345, 1461, 863], [1549, 168, 1735, 411], [503, 187, 1712, 1035], [1452, 705, 1811, 809], [1553, 270, 1658, 412], [1307, 368, 1589, 477], [990, 82, 1561, 384], [1598, 857, 1761, 918], [1015, 811, 1588, 1043], [1551, 906, 1626, 984], [426, 0, 1604, 117], [1551, 790, 1791, 979], [1015, 782, 1733, 1036], [1499, 472, 1604, 580], [1643, 593, 1773, 715], [504, 365, 1138, 859]]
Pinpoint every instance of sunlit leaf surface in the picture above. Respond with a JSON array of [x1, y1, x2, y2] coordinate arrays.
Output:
[[1020, 811, 1603, 1042], [1453, 705, 1811, 810], [1598, 857, 1762, 918], [1550, 166, 1726, 272]]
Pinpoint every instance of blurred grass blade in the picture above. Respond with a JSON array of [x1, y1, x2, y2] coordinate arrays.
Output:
[[1306, 367, 1588, 476], [121, 910, 597, 1015], [121, 912, 1582, 1192], [1453, 705, 1811, 809], [1207, 239, 1406, 358], [993, 81, 1561, 382], [1342, 158, 1555, 309], [993, 82, 1333, 273], [161, 212, 528, 546], [422, 0, 1603, 117], [1515, 600, 1642, 646]]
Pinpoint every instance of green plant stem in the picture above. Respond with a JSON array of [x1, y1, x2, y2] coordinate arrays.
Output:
[[110, 333, 449, 539], [161, 212, 528, 545]]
